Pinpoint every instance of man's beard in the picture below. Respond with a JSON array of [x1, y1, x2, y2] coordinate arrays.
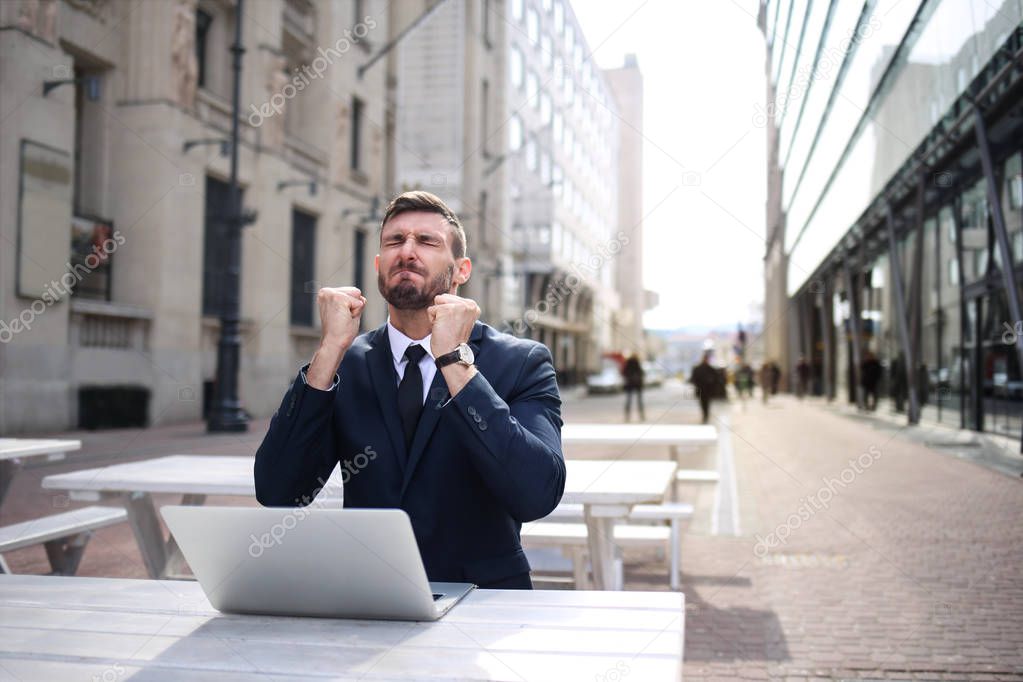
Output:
[[378, 263, 455, 310]]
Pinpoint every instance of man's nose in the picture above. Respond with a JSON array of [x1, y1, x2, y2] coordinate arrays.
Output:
[[398, 236, 418, 259]]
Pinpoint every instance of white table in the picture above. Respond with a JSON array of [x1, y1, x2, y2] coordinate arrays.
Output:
[[0, 574, 684, 680], [0, 438, 81, 508], [561, 423, 717, 464], [43, 456, 677, 590], [557, 459, 678, 590]]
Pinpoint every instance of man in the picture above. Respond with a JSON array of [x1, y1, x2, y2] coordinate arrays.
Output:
[[254, 191, 566, 589], [689, 351, 717, 424]]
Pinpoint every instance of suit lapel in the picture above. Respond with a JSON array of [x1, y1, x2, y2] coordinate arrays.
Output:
[[400, 322, 486, 497], [366, 324, 408, 471]]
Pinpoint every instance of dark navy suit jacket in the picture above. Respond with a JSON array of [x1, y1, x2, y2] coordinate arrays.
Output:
[[253, 321, 566, 587]]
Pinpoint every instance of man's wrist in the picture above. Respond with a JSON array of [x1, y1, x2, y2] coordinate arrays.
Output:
[[307, 342, 347, 390], [440, 363, 477, 397]]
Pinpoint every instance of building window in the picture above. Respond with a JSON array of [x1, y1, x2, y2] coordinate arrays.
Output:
[[350, 96, 364, 172], [479, 190, 488, 246], [554, 0, 564, 34], [510, 46, 524, 89], [525, 136, 537, 171], [195, 1, 234, 100], [539, 91, 552, 125], [527, 7, 539, 44], [509, 115, 523, 151], [481, 78, 490, 157], [354, 228, 366, 292], [202, 176, 242, 317], [526, 70, 539, 106], [540, 33, 552, 68], [290, 209, 317, 327], [482, 0, 492, 46], [512, 0, 523, 22], [282, 0, 316, 144], [195, 8, 213, 89], [552, 110, 563, 142]]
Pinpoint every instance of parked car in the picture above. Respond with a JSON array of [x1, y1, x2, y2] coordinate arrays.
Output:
[[586, 366, 624, 394]]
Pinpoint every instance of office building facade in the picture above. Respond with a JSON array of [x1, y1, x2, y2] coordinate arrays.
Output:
[[760, 0, 1022, 446]]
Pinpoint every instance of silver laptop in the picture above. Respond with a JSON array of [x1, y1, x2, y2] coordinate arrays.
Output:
[[161, 505, 475, 621]]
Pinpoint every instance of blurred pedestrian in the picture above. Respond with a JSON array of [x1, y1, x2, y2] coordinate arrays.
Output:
[[795, 355, 810, 399], [622, 353, 645, 422], [735, 362, 754, 409], [861, 351, 882, 411], [690, 351, 717, 424], [769, 361, 781, 395], [759, 362, 773, 404]]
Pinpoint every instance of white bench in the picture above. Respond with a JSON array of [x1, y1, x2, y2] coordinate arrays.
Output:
[[676, 469, 720, 483], [522, 522, 672, 589], [535, 502, 694, 589], [0, 506, 127, 576]]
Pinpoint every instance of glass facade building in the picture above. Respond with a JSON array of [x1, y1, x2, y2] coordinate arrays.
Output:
[[761, 0, 1023, 447]]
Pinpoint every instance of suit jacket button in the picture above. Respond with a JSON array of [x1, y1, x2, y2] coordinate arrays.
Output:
[[467, 405, 477, 416], [473, 414, 481, 423], [479, 421, 488, 430]]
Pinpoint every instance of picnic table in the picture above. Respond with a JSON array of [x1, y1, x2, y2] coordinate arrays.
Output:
[[43, 456, 678, 590], [0, 438, 81, 508], [0, 574, 685, 680]]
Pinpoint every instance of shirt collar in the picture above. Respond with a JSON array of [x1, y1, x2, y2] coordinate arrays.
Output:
[[386, 319, 434, 365]]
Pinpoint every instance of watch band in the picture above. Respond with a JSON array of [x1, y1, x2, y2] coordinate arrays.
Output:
[[435, 343, 473, 369]]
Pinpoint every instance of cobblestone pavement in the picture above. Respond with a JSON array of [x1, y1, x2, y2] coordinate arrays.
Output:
[[2, 381, 1021, 680]]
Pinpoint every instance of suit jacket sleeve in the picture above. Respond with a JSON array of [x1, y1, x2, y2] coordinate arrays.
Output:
[[253, 365, 340, 506], [449, 343, 566, 522]]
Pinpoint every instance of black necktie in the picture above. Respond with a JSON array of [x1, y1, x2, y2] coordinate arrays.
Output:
[[398, 344, 428, 452]]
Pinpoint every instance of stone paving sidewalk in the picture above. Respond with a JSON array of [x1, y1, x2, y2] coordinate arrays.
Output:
[[673, 393, 1022, 680], [2, 383, 1021, 680]]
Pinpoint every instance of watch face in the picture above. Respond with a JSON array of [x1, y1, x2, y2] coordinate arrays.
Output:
[[458, 344, 474, 364]]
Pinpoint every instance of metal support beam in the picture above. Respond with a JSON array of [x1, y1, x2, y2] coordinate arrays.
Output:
[[819, 285, 833, 400], [973, 107, 1023, 452], [950, 194, 974, 430], [886, 205, 921, 424], [909, 172, 927, 364], [842, 259, 865, 410]]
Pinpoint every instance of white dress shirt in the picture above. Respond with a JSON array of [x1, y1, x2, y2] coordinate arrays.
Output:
[[387, 320, 436, 405]]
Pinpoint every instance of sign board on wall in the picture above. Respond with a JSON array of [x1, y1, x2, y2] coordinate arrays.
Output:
[[17, 140, 73, 299]]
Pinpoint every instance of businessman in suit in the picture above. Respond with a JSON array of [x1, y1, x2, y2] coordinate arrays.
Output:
[[254, 190, 566, 589]]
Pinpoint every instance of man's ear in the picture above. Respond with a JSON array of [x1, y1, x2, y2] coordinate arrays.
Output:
[[454, 257, 472, 285]]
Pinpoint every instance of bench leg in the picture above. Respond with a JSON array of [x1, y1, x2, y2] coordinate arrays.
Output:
[[0, 459, 18, 512], [163, 493, 208, 578], [44, 531, 91, 576], [583, 509, 619, 591], [0, 554, 10, 574], [669, 520, 681, 591], [124, 492, 169, 579], [566, 547, 590, 589]]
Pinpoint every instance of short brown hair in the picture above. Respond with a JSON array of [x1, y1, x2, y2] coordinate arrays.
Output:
[[379, 190, 468, 259]]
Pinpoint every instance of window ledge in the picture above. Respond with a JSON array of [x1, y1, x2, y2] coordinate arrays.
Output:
[[70, 299, 153, 320]]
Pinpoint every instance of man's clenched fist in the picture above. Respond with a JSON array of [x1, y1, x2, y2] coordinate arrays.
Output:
[[318, 286, 366, 351], [428, 294, 480, 357]]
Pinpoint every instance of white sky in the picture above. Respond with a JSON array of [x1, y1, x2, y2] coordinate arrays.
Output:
[[570, 0, 768, 330]]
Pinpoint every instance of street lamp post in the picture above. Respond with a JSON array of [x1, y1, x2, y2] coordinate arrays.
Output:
[[208, 0, 249, 433]]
